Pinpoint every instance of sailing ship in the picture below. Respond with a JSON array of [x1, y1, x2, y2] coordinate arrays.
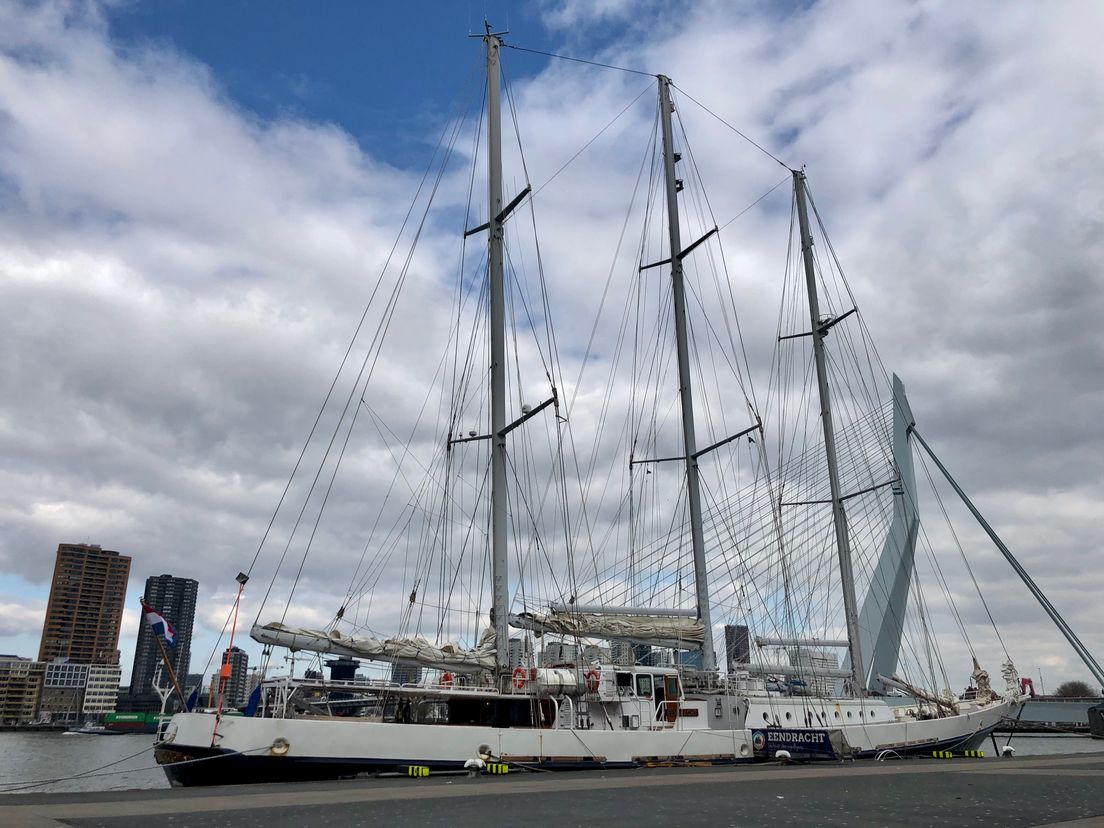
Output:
[[155, 28, 1026, 786]]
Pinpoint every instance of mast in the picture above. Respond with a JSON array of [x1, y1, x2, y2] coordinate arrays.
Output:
[[657, 76, 715, 673], [792, 170, 864, 693], [485, 28, 510, 678]]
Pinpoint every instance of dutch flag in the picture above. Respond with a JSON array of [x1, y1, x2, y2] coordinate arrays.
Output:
[[141, 599, 176, 647]]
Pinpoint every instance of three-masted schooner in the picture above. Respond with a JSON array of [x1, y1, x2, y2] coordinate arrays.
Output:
[[155, 28, 1023, 786]]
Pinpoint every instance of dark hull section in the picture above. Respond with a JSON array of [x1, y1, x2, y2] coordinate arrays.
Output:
[[853, 728, 995, 759]]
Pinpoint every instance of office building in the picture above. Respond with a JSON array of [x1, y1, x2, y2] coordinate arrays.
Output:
[[83, 664, 121, 716], [787, 648, 840, 697], [38, 661, 89, 724], [388, 662, 421, 685], [128, 574, 198, 710], [540, 641, 578, 667], [725, 624, 751, 673], [508, 637, 534, 668], [39, 543, 131, 665]]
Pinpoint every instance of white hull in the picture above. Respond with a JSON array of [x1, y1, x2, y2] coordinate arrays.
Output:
[[155, 696, 1016, 785], [740, 696, 1015, 756], [156, 711, 756, 785]]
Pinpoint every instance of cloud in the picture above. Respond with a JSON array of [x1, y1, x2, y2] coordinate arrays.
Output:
[[0, 0, 1101, 693], [0, 596, 46, 638]]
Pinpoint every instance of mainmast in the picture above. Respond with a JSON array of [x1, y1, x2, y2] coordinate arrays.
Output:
[[792, 170, 864, 693], [657, 76, 715, 673], [485, 28, 510, 678]]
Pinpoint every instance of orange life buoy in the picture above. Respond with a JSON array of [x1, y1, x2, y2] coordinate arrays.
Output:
[[585, 669, 600, 692], [512, 666, 528, 689], [441, 671, 454, 687]]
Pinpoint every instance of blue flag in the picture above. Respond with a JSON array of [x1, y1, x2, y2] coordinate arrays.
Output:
[[243, 684, 262, 717]]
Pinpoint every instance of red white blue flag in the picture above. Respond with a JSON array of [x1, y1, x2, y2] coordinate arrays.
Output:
[[141, 599, 176, 647]]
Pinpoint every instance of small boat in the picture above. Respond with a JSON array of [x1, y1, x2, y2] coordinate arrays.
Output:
[[65, 724, 123, 735]]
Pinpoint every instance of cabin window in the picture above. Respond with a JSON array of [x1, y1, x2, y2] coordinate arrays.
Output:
[[636, 674, 653, 698], [616, 672, 633, 695]]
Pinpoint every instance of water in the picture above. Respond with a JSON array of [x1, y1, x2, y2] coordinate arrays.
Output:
[[0, 732, 169, 794], [0, 731, 1099, 795]]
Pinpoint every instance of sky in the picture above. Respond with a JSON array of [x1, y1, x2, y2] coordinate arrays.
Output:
[[0, 0, 1101, 695]]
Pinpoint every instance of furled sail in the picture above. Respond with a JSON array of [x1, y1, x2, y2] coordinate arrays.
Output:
[[250, 622, 496, 673], [510, 611, 704, 648]]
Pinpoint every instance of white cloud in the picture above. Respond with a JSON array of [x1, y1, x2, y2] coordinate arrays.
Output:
[[0, 596, 46, 638]]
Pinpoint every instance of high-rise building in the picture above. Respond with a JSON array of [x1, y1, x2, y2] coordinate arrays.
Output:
[[39, 543, 131, 665], [128, 574, 198, 709], [215, 646, 249, 708]]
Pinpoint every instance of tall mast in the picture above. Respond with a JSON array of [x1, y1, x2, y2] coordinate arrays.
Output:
[[657, 76, 715, 673], [485, 29, 510, 677], [792, 170, 864, 693]]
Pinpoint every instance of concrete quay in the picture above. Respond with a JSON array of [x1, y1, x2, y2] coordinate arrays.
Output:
[[2, 753, 1103, 827]]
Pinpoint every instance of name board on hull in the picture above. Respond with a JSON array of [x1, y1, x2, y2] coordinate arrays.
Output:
[[751, 728, 838, 758]]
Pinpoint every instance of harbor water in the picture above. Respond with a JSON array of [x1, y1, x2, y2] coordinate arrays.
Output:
[[0, 731, 1101, 795]]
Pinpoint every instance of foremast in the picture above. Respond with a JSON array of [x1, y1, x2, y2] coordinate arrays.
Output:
[[485, 28, 511, 681], [792, 170, 864, 694], [657, 76, 715, 673]]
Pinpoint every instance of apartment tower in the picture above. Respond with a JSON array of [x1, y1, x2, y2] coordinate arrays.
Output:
[[128, 574, 198, 707], [39, 543, 131, 665]]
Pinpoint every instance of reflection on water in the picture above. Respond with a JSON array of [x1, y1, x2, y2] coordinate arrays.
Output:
[[0, 730, 1100, 795]]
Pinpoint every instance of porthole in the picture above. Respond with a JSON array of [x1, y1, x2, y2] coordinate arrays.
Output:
[[834, 711, 840, 719], [847, 711, 852, 718], [785, 712, 791, 720], [762, 712, 769, 721]]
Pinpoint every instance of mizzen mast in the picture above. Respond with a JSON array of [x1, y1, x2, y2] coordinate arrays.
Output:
[[792, 169, 865, 693], [657, 76, 715, 673]]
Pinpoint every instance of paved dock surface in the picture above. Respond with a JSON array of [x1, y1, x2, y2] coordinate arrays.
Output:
[[3, 754, 1103, 827]]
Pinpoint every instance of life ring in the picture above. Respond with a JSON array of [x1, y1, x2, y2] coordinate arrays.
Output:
[[512, 666, 528, 689], [269, 737, 290, 756], [585, 669, 601, 693], [442, 671, 454, 687]]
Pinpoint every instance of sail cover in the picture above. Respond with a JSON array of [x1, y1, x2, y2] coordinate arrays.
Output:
[[251, 622, 497, 673], [510, 611, 704, 648]]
